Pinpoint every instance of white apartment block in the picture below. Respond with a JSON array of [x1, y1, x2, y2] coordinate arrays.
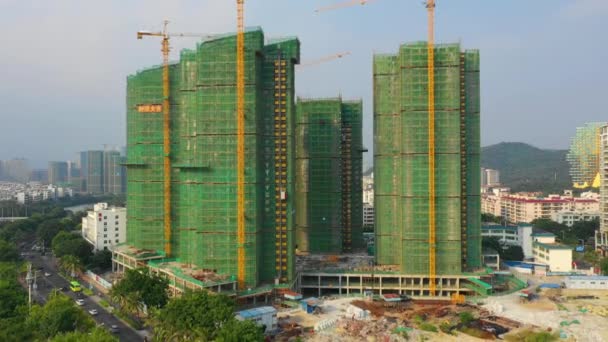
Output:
[[552, 210, 600, 227], [82, 203, 126, 251], [532, 233, 572, 273], [363, 203, 374, 226], [482, 190, 599, 223], [481, 223, 534, 259], [362, 173, 374, 206]]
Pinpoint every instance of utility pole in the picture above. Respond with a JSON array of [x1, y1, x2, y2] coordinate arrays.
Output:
[[26, 263, 33, 310]]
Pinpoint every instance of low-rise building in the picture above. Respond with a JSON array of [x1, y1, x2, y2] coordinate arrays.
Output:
[[82, 203, 126, 251], [236, 306, 278, 333], [532, 233, 572, 272], [363, 203, 374, 227], [482, 190, 599, 223], [481, 223, 534, 259], [552, 210, 600, 227], [564, 276, 608, 290]]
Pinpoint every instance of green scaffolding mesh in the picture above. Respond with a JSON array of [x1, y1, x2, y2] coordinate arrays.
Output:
[[373, 42, 481, 275], [126, 28, 300, 287], [295, 98, 363, 254]]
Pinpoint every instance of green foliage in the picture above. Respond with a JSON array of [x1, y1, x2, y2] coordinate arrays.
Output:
[[37, 218, 68, 247], [600, 258, 608, 276], [27, 292, 95, 340], [83, 288, 94, 296], [110, 268, 169, 317], [99, 299, 110, 308], [216, 319, 265, 342], [503, 245, 525, 261], [531, 218, 597, 245], [52, 231, 93, 263], [418, 323, 438, 333], [459, 311, 475, 325], [481, 213, 502, 224], [0, 218, 38, 243], [0, 239, 19, 262], [152, 291, 239, 342], [58, 255, 84, 277], [481, 142, 570, 193], [505, 329, 559, 342], [50, 327, 118, 342], [0, 316, 32, 342], [88, 249, 112, 272], [0, 262, 27, 319], [439, 322, 454, 334], [413, 314, 426, 324], [115, 309, 142, 330], [482, 237, 524, 261]]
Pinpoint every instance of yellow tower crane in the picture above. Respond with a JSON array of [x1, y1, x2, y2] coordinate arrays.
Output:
[[315, 0, 438, 296], [236, 0, 246, 290], [426, 0, 437, 296], [137, 21, 216, 258], [297, 52, 352, 68]]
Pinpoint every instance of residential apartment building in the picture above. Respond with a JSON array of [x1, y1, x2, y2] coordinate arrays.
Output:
[[481, 168, 500, 186], [82, 203, 126, 251], [362, 173, 374, 206], [532, 233, 572, 273], [363, 203, 374, 227], [482, 190, 599, 223], [552, 210, 600, 227], [481, 223, 534, 259]]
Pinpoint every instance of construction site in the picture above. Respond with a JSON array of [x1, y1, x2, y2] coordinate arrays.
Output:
[[107, 0, 608, 340]]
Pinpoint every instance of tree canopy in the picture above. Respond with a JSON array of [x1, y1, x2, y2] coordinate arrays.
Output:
[[27, 292, 96, 340], [50, 327, 118, 342], [152, 291, 263, 342], [110, 268, 169, 317], [0, 239, 19, 262], [51, 231, 93, 263]]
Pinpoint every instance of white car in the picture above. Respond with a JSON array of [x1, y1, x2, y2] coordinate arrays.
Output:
[[75, 299, 85, 306], [44, 272, 51, 277], [88, 309, 98, 316]]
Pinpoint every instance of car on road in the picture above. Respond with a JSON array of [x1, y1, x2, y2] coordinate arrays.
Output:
[[75, 299, 85, 306], [109, 325, 119, 333], [88, 309, 98, 316], [44, 272, 51, 277]]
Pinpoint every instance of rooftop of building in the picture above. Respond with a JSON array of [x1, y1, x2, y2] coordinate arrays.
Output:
[[236, 306, 276, 318], [566, 275, 608, 281], [113, 244, 165, 260], [481, 224, 518, 231], [533, 241, 572, 250], [147, 258, 234, 287], [531, 229, 556, 237]]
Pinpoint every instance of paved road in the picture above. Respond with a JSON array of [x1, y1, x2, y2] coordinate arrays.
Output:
[[25, 251, 144, 342]]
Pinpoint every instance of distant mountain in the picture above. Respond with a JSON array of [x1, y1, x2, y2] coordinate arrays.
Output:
[[481, 142, 571, 193]]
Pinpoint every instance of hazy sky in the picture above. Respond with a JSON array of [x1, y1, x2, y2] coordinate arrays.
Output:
[[1, 0, 607, 169]]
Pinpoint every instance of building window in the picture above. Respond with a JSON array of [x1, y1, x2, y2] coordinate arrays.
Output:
[[104, 216, 107, 219], [115, 239, 119, 243], [115, 215, 119, 219], [115, 233, 119, 237], [104, 234, 107, 238], [115, 227, 119, 231], [115, 221, 119, 225], [104, 222, 107, 225], [104, 228, 107, 232]]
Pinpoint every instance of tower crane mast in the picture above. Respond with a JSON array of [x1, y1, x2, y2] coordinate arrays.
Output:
[[136, 21, 216, 258]]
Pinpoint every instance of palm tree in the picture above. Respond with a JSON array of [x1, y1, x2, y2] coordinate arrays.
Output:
[[58, 255, 83, 278]]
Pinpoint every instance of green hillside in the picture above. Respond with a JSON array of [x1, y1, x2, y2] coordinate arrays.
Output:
[[481, 142, 571, 193]]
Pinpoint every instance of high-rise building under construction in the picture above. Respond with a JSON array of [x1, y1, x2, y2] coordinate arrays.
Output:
[[125, 28, 299, 287], [567, 122, 605, 189], [295, 98, 364, 254], [374, 42, 481, 274]]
